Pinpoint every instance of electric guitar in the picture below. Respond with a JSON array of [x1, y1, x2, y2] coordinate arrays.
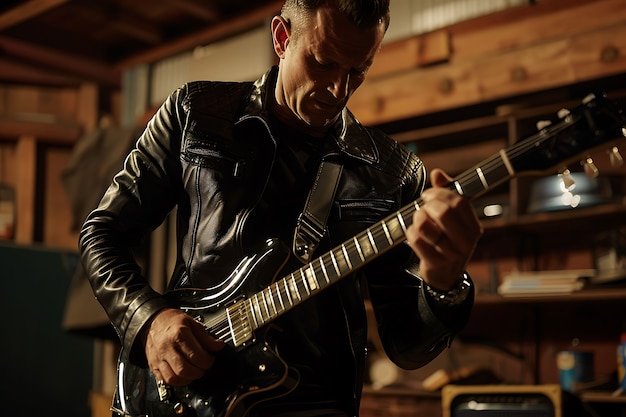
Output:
[[112, 93, 626, 417]]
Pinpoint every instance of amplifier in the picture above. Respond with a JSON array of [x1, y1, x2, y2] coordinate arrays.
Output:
[[442, 384, 561, 417]]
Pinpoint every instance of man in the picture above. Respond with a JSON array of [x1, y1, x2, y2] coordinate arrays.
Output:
[[80, 0, 483, 416]]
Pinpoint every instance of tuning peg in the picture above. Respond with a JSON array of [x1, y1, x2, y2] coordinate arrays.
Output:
[[581, 157, 599, 178], [559, 169, 576, 189], [582, 93, 596, 104], [557, 108, 571, 119], [536, 120, 552, 130], [609, 146, 624, 167]]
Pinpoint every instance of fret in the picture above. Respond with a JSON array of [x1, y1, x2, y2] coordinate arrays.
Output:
[[295, 271, 310, 295], [366, 229, 378, 254], [302, 264, 319, 291], [253, 294, 265, 323], [499, 149, 515, 176], [282, 279, 293, 306], [308, 260, 325, 288], [483, 157, 513, 191], [329, 250, 341, 276], [266, 287, 278, 316], [289, 275, 301, 301], [453, 180, 464, 195], [476, 167, 488, 189], [261, 290, 271, 319], [385, 217, 406, 242], [319, 257, 330, 284], [341, 244, 353, 270], [273, 282, 285, 312], [354, 236, 365, 262], [356, 232, 375, 260], [397, 211, 407, 232], [381, 221, 393, 245], [456, 154, 511, 199]]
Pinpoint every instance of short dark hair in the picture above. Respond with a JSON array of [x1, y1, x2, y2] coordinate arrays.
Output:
[[281, 0, 390, 30]]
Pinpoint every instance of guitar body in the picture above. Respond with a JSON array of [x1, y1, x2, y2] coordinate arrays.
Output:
[[112, 238, 300, 417]]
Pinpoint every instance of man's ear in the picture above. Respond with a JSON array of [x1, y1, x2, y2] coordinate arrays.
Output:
[[271, 15, 290, 59]]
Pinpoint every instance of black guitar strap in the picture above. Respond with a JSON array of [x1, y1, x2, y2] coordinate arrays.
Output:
[[293, 161, 343, 264]]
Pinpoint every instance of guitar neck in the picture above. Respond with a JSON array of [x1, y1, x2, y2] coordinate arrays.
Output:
[[228, 149, 516, 339]]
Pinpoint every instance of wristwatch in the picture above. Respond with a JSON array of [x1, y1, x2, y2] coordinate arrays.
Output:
[[423, 273, 472, 306]]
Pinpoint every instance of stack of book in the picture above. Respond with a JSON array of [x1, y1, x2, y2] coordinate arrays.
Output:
[[497, 269, 594, 296]]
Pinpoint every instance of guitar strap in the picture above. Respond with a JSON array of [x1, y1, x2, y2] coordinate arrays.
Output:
[[293, 161, 343, 264]]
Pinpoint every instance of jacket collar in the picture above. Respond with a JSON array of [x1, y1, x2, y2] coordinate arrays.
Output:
[[241, 66, 379, 164]]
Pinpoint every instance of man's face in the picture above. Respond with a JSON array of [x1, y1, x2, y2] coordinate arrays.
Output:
[[272, 6, 385, 135]]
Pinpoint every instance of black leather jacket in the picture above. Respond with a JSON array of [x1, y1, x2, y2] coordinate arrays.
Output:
[[80, 67, 473, 414]]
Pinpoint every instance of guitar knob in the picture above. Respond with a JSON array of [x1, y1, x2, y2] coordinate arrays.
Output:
[[559, 169, 575, 189], [582, 157, 599, 178], [609, 146, 624, 167]]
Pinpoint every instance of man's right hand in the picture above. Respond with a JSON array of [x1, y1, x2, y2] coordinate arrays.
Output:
[[144, 308, 226, 386]]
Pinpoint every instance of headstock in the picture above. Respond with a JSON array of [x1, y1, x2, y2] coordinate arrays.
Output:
[[508, 93, 626, 186]]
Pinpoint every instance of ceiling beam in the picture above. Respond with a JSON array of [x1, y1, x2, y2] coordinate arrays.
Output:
[[174, 0, 221, 23], [108, 15, 163, 45], [117, 0, 283, 69], [0, 0, 71, 30], [0, 35, 120, 86], [0, 57, 84, 87]]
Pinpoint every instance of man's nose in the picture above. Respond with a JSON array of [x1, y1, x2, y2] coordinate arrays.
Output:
[[328, 71, 350, 99]]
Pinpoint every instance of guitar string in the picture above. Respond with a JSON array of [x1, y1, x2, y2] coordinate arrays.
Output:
[[210, 153, 514, 344], [214, 109, 581, 342]]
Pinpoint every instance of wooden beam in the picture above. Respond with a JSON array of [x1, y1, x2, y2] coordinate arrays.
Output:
[[14, 135, 37, 243], [0, 0, 71, 30], [174, 0, 221, 22], [0, 35, 120, 86], [117, 0, 283, 69], [106, 13, 164, 45], [0, 57, 84, 87], [0, 116, 81, 143]]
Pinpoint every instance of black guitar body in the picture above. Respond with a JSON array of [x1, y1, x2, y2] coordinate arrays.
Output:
[[112, 238, 300, 417]]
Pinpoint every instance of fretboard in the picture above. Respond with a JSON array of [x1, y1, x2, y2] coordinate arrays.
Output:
[[221, 147, 518, 347]]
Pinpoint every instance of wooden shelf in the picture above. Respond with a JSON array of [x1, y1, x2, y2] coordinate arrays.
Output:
[[479, 202, 626, 234], [475, 287, 626, 305], [580, 390, 626, 404]]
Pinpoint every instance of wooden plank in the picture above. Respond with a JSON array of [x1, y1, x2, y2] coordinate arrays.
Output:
[[475, 39, 575, 101], [43, 146, 78, 249], [351, 21, 626, 125], [570, 23, 626, 81], [76, 83, 99, 131], [350, 59, 481, 124], [0, 116, 81, 143], [0, 0, 70, 30], [14, 136, 37, 243], [368, 30, 451, 78], [451, 0, 626, 62]]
